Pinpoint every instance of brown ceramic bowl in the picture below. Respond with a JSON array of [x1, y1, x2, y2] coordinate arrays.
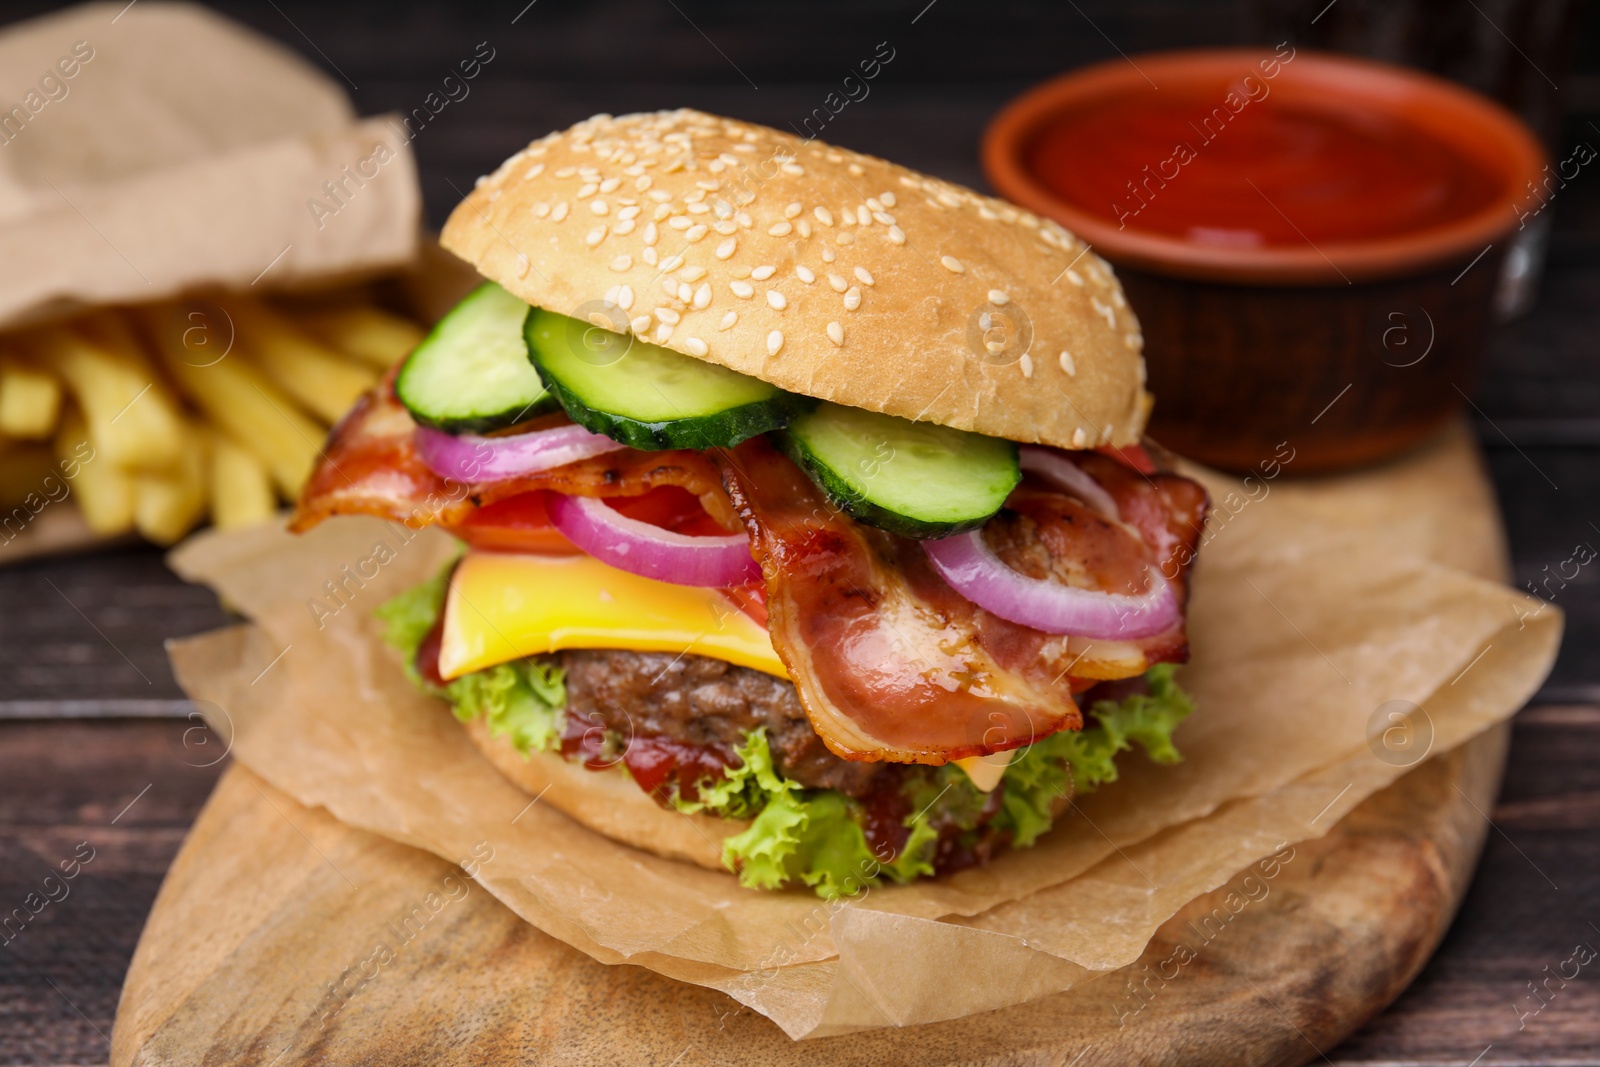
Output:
[[982, 49, 1546, 473]]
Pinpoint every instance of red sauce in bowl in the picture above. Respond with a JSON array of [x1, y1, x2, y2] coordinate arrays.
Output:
[[983, 50, 1544, 284], [1027, 85, 1502, 249]]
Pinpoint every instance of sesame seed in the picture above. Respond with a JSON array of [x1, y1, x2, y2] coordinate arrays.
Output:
[[617, 285, 635, 310], [551, 201, 569, 222], [648, 189, 671, 203], [642, 247, 658, 266], [781, 163, 804, 176], [826, 273, 847, 293], [515, 253, 530, 277], [1071, 427, 1088, 448], [686, 224, 708, 242], [881, 192, 896, 207], [796, 265, 815, 283], [730, 280, 754, 298], [630, 314, 651, 333], [534, 202, 551, 218], [854, 266, 875, 286], [940, 255, 965, 273], [1091, 296, 1117, 328], [635, 175, 652, 191], [767, 290, 787, 310], [618, 205, 642, 220], [751, 265, 776, 281], [768, 222, 793, 237], [591, 199, 611, 216], [888, 226, 906, 245], [855, 206, 870, 227], [872, 211, 894, 226], [866, 197, 883, 211], [684, 337, 708, 356], [797, 219, 812, 238], [988, 290, 1009, 305], [524, 163, 546, 180], [837, 232, 854, 245], [826, 321, 844, 346], [681, 265, 707, 282], [677, 282, 692, 303], [938, 192, 960, 209], [1066, 269, 1084, 287], [843, 286, 862, 311], [735, 211, 753, 228], [716, 238, 736, 260], [659, 255, 685, 272], [821, 248, 836, 263], [848, 163, 864, 176], [1059, 351, 1076, 375], [718, 311, 738, 331], [785, 202, 802, 218], [767, 329, 784, 354], [610, 254, 632, 271], [814, 207, 834, 226], [655, 323, 674, 343], [714, 219, 737, 235], [693, 283, 712, 309], [1019, 354, 1034, 378], [654, 307, 680, 324], [585, 225, 608, 247], [555, 166, 577, 178], [614, 219, 636, 235], [579, 182, 598, 198], [669, 216, 692, 231], [642, 221, 658, 245]]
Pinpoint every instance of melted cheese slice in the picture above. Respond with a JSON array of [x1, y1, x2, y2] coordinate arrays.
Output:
[[955, 751, 1014, 793], [437, 551, 788, 682]]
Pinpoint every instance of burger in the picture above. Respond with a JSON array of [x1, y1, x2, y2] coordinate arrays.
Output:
[[291, 110, 1208, 898]]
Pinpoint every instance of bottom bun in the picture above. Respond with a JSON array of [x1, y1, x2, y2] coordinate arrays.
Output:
[[462, 715, 746, 871]]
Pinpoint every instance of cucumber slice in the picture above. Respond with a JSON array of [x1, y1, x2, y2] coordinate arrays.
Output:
[[396, 282, 554, 433], [525, 308, 808, 450], [780, 403, 1020, 538]]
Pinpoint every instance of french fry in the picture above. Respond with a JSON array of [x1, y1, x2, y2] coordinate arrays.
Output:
[[206, 429, 277, 530], [22, 318, 185, 471], [0, 353, 63, 440], [54, 411, 134, 535], [132, 420, 208, 546], [138, 302, 323, 497], [0, 442, 58, 512], [222, 296, 377, 423], [296, 304, 425, 369]]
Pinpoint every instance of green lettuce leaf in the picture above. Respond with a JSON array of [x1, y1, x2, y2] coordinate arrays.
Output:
[[995, 663, 1195, 846], [375, 566, 567, 756]]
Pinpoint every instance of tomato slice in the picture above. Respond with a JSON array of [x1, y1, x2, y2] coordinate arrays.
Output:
[[1096, 442, 1157, 474], [448, 486, 734, 554]]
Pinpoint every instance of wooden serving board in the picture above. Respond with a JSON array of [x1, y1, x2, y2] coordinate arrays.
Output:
[[111, 724, 1505, 1066]]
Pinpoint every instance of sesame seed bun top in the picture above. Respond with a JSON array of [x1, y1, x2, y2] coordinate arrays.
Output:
[[441, 109, 1150, 449]]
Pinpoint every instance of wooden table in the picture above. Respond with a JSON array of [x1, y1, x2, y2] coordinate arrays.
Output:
[[0, 2, 1596, 1063]]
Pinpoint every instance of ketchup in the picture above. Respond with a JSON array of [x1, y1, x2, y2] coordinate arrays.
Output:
[[1028, 80, 1500, 247]]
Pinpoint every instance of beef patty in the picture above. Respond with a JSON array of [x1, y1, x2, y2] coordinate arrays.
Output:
[[558, 648, 888, 796]]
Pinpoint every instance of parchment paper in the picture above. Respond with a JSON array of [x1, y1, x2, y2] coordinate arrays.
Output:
[[166, 421, 1561, 1039], [0, 1, 420, 332]]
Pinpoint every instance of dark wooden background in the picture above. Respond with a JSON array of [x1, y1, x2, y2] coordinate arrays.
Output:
[[0, 2, 1597, 1064]]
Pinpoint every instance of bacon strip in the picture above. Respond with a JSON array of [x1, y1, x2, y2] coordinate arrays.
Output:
[[289, 385, 727, 533], [294, 385, 1207, 767], [715, 439, 1205, 764]]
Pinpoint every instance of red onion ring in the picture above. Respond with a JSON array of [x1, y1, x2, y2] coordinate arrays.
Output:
[[547, 492, 760, 587], [1018, 445, 1119, 521], [924, 531, 1179, 639], [415, 424, 625, 484]]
